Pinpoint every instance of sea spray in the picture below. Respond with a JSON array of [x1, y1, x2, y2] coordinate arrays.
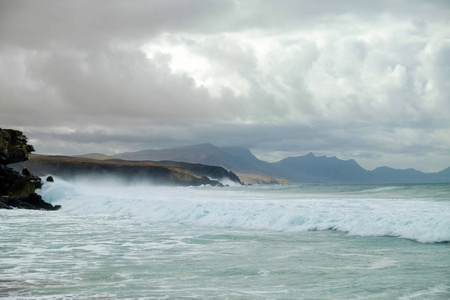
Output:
[[39, 177, 450, 243]]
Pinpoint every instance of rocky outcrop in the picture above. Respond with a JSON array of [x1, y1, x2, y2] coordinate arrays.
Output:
[[0, 128, 60, 210], [157, 161, 242, 185], [0, 129, 36, 165]]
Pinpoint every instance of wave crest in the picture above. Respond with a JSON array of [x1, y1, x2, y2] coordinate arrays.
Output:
[[39, 178, 450, 243]]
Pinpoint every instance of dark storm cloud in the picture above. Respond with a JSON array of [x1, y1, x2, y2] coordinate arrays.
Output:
[[0, 0, 235, 48], [1, 0, 449, 172]]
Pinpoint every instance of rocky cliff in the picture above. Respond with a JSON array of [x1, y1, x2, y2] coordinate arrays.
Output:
[[0, 128, 60, 210]]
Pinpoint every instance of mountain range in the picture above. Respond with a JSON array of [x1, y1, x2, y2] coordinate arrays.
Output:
[[114, 144, 450, 184]]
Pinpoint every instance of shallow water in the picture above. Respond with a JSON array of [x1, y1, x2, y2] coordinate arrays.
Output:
[[1, 180, 449, 299]]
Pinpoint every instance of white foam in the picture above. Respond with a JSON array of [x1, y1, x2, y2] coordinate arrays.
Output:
[[39, 178, 450, 243], [369, 257, 397, 269]]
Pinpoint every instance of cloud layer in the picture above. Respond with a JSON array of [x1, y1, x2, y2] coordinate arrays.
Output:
[[1, 0, 449, 171]]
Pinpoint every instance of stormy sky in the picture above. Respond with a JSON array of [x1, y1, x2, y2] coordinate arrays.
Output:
[[1, 0, 449, 172]]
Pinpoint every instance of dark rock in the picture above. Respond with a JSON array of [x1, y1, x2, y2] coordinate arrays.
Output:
[[0, 166, 42, 197], [46, 175, 54, 182], [0, 128, 35, 165], [22, 168, 31, 176], [1, 193, 61, 210], [0, 201, 12, 209], [0, 128, 60, 210]]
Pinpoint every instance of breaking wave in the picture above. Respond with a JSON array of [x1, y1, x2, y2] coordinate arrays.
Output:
[[39, 177, 450, 243]]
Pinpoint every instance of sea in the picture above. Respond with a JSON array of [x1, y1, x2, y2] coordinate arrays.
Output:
[[1, 177, 449, 299]]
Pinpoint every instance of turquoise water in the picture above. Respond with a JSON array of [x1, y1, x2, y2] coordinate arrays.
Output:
[[1, 180, 449, 299]]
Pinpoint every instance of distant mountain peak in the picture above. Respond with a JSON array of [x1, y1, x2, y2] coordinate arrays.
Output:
[[113, 144, 450, 184], [181, 143, 217, 149]]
